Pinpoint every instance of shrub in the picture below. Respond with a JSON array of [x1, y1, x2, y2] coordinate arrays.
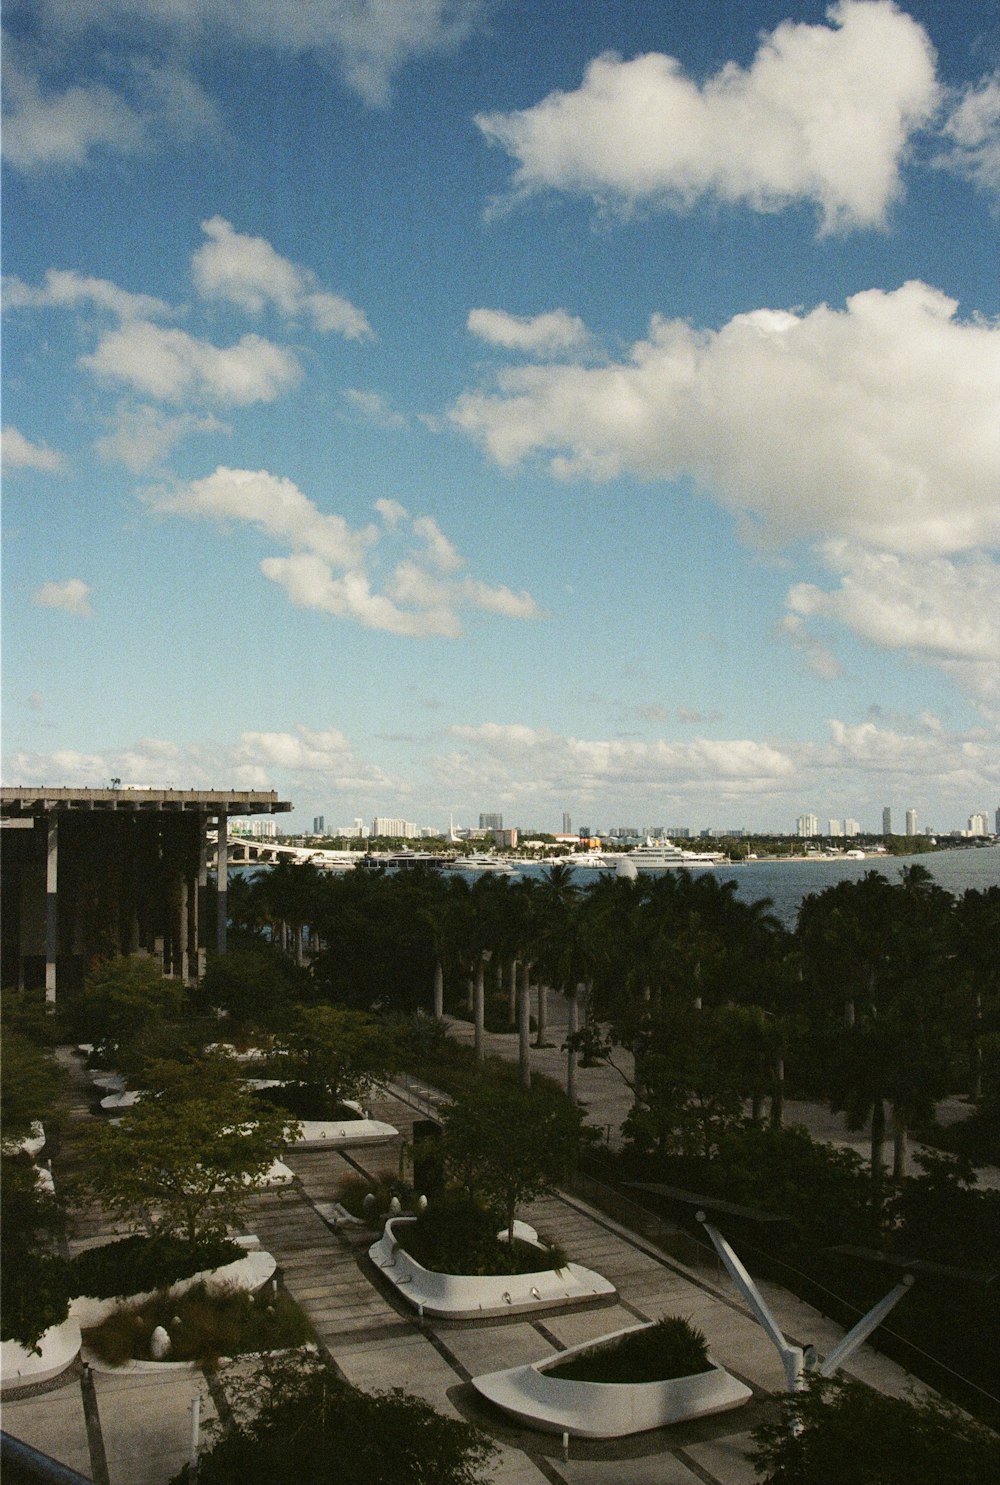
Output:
[[251, 1083, 360, 1121], [68, 1235, 243, 1300], [546, 1317, 710, 1384], [336, 1169, 415, 1223], [391, 1189, 567, 1276]]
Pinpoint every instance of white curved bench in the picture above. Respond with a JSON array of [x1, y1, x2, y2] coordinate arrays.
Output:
[[69, 1249, 278, 1329], [472, 1322, 752, 1437], [369, 1218, 616, 1320]]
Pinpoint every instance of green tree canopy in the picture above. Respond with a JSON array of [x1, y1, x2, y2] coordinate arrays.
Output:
[[273, 1004, 398, 1111], [73, 1054, 299, 1247], [750, 1374, 1000, 1485], [438, 1077, 585, 1240]]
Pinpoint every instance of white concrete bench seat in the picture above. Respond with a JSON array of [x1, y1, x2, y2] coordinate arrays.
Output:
[[244, 1084, 399, 1147], [369, 1217, 617, 1320], [1, 1320, 83, 1392], [472, 1322, 752, 1437]]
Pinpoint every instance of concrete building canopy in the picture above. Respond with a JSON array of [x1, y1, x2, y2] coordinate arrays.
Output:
[[1, 787, 292, 1001], [1, 787, 291, 817]]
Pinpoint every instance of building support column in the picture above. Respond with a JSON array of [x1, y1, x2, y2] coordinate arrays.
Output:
[[45, 816, 58, 1004], [178, 875, 189, 983], [216, 813, 228, 956], [196, 819, 208, 979]]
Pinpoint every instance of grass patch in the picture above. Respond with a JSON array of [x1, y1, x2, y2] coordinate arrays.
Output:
[[83, 1282, 314, 1367], [69, 1235, 243, 1300], [546, 1317, 710, 1384]]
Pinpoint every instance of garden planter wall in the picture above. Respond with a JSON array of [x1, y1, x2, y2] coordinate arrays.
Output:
[[472, 1322, 752, 1437], [1, 1320, 82, 1392], [369, 1218, 616, 1320]]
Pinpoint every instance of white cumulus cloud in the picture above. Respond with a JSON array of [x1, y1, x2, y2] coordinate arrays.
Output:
[[1, 51, 220, 171], [80, 322, 301, 405], [2, 426, 66, 473], [32, 578, 92, 617], [933, 71, 1000, 200], [476, 1, 939, 233], [35, 0, 488, 108], [467, 308, 591, 357], [3, 268, 172, 321], [147, 467, 542, 639], [192, 217, 373, 340], [452, 281, 999, 560], [93, 404, 229, 472]]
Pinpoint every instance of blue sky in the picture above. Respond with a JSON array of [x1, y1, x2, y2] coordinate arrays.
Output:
[[3, 1, 998, 835]]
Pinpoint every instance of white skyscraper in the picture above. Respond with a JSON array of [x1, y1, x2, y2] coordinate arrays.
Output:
[[796, 814, 819, 837], [905, 808, 917, 836]]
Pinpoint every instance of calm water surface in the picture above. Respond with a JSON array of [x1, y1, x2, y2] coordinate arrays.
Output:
[[540, 845, 1000, 928]]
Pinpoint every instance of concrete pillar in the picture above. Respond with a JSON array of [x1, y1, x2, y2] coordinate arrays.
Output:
[[196, 822, 208, 979], [216, 813, 228, 955], [178, 875, 189, 982], [45, 815, 58, 1004]]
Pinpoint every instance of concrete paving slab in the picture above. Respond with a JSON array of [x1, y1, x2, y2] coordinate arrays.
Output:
[[333, 1330, 464, 1418], [93, 1370, 215, 1485], [540, 1305, 645, 1351], [557, 1448, 703, 1484], [439, 1321, 555, 1377], [1, 1377, 93, 1479], [683, 1430, 760, 1485]]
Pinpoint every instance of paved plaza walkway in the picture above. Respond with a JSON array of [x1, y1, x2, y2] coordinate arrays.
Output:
[[4, 1039, 933, 1485]]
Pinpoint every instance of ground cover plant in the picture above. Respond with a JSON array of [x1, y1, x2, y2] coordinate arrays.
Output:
[[546, 1316, 710, 1384], [83, 1282, 313, 1367], [335, 1169, 415, 1221], [68, 1234, 244, 1300], [391, 1189, 567, 1277]]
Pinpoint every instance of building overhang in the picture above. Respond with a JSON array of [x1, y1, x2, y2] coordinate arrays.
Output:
[[1, 787, 293, 818]]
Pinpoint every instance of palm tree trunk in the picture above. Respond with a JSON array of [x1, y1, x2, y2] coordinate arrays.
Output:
[[518, 962, 531, 1089], [535, 983, 548, 1047], [870, 1097, 886, 1183], [769, 1057, 784, 1128], [466, 974, 474, 1013], [892, 1110, 908, 1180], [433, 960, 444, 1020], [474, 957, 486, 1061], [566, 987, 579, 1102], [507, 958, 518, 1025]]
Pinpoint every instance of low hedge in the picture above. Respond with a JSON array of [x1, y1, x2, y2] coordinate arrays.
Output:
[[69, 1234, 244, 1299]]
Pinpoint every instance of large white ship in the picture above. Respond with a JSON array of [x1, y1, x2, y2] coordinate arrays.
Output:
[[626, 838, 725, 869]]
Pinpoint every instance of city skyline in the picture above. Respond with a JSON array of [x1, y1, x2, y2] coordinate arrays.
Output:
[[2, 2, 998, 832]]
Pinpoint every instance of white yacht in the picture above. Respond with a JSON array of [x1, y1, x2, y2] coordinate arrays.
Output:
[[450, 853, 517, 875], [626, 838, 725, 869]]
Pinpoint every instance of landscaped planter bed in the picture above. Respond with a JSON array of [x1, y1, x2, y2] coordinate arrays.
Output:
[[369, 1218, 616, 1320], [472, 1322, 752, 1437], [69, 1248, 277, 1329], [1, 1320, 82, 1392], [248, 1083, 398, 1148]]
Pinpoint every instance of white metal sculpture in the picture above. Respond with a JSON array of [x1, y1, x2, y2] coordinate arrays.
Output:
[[697, 1212, 913, 1392]]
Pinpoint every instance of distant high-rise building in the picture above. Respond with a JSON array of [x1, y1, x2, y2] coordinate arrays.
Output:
[[313, 815, 325, 835], [479, 812, 503, 830], [562, 812, 572, 834], [667, 826, 691, 839], [882, 807, 893, 836], [828, 820, 844, 837], [968, 812, 989, 836], [905, 808, 918, 836], [844, 818, 861, 837], [996, 806, 1000, 835], [796, 814, 819, 838], [371, 817, 417, 839]]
